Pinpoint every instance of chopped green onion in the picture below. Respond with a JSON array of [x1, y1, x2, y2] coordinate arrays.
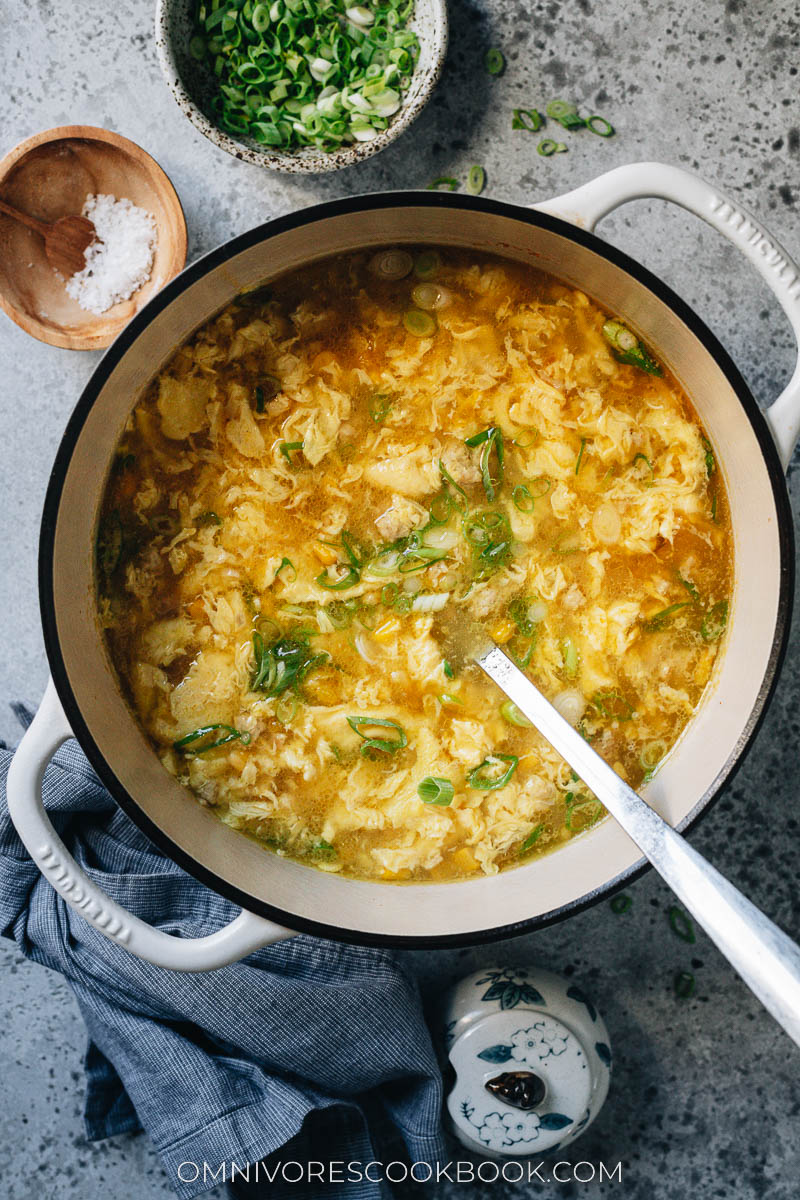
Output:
[[189, 0, 420, 153], [701, 600, 728, 642], [439, 692, 464, 707], [317, 564, 361, 590], [403, 308, 437, 337], [632, 453, 654, 486], [428, 490, 452, 524], [427, 176, 459, 191], [443, 659, 454, 679], [561, 637, 579, 677], [545, 99, 586, 130], [610, 893, 632, 914], [512, 484, 535, 513], [668, 906, 696, 944], [465, 426, 505, 501], [512, 108, 543, 132], [275, 556, 297, 583], [439, 459, 469, 512], [674, 970, 696, 999], [519, 824, 544, 854], [537, 138, 567, 156], [196, 511, 222, 528], [370, 393, 394, 422], [702, 437, 716, 477], [251, 631, 328, 697], [279, 441, 304, 467], [485, 47, 505, 75], [310, 837, 336, 856], [512, 428, 538, 448], [592, 688, 634, 721], [255, 386, 265, 414], [97, 511, 123, 576], [586, 114, 615, 137], [602, 319, 663, 375], [677, 573, 701, 604], [467, 754, 519, 790], [414, 250, 441, 279], [500, 699, 532, 728], [565, 796, 603, 831], [466, 164, 486, 195], [711, 493, 718, 523], [575, 437, 587, 474], [530, 475, 552, 498], [417, 776, 455, 805], [642, 602, 691, 632], [173, 724, 251, 753], [275, 693, 299, 724], [508, 634, 535, 668], [346, 715, 408, 756]]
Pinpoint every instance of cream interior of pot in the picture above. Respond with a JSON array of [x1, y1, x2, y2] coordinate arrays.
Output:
[[47, 202, 785, 940]]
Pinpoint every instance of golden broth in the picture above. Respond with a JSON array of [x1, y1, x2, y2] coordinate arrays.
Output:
[[97, 248, 732, 882]]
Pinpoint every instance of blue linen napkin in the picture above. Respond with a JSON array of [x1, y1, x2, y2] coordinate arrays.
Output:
[[0, 705, 446, 1199]]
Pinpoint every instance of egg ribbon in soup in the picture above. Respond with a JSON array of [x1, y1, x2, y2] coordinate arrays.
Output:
[[97, 248, 732, 882]]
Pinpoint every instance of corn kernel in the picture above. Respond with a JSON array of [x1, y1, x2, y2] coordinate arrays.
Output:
[[490, 618, 515, 644], [313, 543, 338, 565], [452, 847, 479, 873], [381, 867, 411, 881]]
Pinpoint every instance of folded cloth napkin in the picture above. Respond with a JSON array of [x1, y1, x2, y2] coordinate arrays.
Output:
[[0, 705, 446, 1199]]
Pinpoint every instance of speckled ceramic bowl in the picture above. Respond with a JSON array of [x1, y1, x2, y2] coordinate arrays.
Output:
[[154, 0, 448, 173]]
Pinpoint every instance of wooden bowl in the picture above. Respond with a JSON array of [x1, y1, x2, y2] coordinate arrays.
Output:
[[0, 126, 187, 350]]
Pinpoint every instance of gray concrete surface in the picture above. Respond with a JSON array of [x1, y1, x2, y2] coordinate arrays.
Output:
[[1, 0, 799, 1196]]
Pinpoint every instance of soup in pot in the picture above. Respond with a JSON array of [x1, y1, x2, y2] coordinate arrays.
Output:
[[97, 248, 732, 881]]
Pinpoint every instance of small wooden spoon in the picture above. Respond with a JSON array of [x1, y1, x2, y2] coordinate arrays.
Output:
[[0, 197, 96, 277]]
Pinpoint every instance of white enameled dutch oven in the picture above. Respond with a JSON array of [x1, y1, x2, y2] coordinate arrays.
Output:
[[7, 163, 800, 970]]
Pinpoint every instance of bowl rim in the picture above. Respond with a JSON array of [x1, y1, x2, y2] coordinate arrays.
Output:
[[38, 190, 795, 946], [0, 124, 188, 350], [154, 0, 449, 173]]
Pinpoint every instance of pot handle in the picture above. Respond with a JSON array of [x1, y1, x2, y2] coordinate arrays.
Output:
[[6, 679, 294, 971], [534, 162, 800, 471]]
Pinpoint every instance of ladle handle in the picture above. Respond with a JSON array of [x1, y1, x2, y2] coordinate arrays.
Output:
[[534, 162, 800, 470], [0, 197, 49, 237], [478, 645, 800, 1049], [6, 679, 294, 971]]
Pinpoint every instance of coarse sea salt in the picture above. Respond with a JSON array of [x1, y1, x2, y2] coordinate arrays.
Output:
[[65, 193, 157, 315]]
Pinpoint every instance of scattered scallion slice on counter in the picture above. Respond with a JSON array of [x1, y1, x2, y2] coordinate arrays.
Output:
[[668, 906, 696, 944], [173, 724, 251, 753], [519, 823, 544, 854], [700, 600, 728, 642], [602, 319, 663, 375], [418, 776, 455, 805], [347, 715, 408, 756], [674, 970, 696, 999], [586, 114, 615, 137], [466, 164, 486, 195], [545, 98, 585, 129], [537, 138, 567, 156], [468, 753, 519, 790], [610, 893, 632, 914], [485, 47, 505, 75], [512, 108, 543, 132], [427, 176, 460, 191]]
